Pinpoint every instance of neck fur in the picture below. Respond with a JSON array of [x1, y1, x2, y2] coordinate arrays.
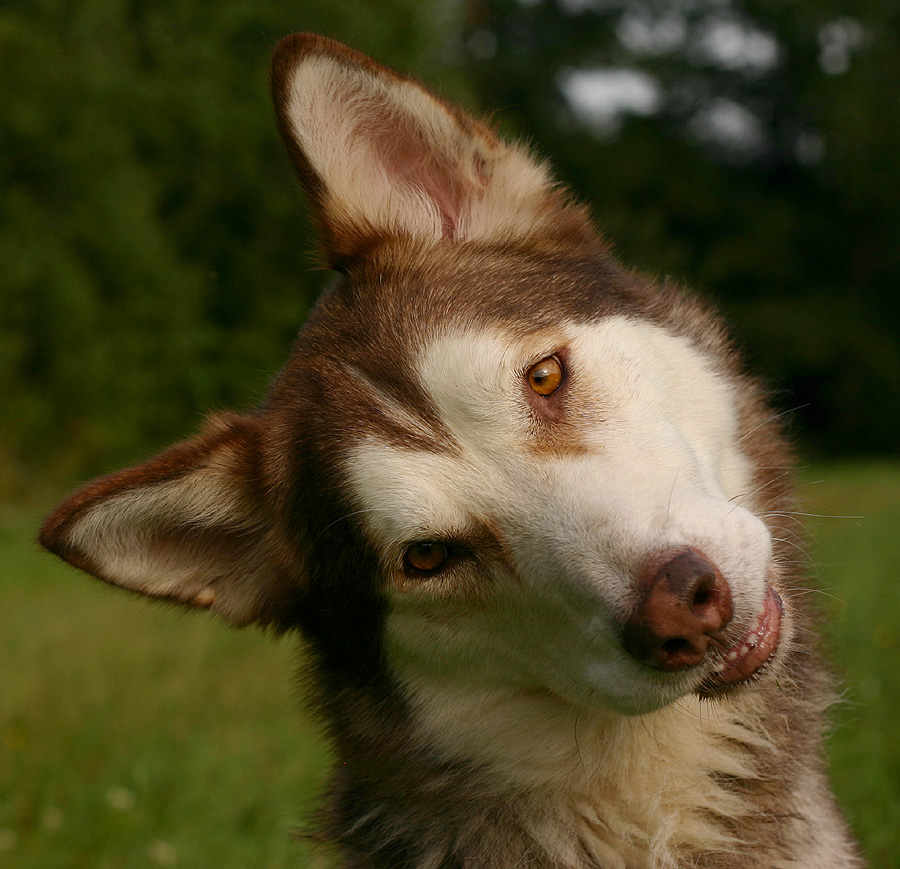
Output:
[[407, 685, 775, 868]]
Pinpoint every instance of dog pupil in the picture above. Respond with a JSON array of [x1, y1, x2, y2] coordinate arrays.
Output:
[[530, 357, 561, 394]]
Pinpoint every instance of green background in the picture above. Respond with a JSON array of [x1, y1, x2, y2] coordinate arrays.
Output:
[[2, 0, 898, 865]]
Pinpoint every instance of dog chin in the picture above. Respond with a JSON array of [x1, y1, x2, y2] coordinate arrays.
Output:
[[565, 668, 700, 718]]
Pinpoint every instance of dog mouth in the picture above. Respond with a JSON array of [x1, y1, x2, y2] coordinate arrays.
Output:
[[696, 585, 783, 697]]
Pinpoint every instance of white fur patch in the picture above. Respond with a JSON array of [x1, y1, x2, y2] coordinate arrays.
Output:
[[348, 316, 772, 703], [345, 315, 780, 863], [407, 684, 768, 868]]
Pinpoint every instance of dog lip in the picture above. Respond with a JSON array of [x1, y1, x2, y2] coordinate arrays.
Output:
[[698, 585, 782, 693]]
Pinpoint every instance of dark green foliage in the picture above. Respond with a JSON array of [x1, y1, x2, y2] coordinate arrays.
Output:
[[0, 0, 463, 484]]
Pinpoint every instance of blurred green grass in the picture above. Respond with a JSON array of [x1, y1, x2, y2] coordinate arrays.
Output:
[[803, 462, 900, 867], [1, 463, 898, 867], [0, 505, 331, 868]]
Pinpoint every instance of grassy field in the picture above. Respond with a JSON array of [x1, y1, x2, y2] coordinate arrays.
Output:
[[2, 463, 898, 867]]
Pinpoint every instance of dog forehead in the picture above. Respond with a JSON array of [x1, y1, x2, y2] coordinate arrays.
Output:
[[568, 317, 739, 426], [413, 327, 544, 440], [414, 314, 737, 436]]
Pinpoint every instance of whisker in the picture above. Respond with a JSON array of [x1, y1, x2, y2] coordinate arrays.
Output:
[[574, 701, 588, 777], [727, 468, 794, 514], [771, 524, 810, 544], [766, 510, 861, 520], [666, 461, 683, 523], [788, 586, 846, 604], [736, 404, 810, 445], [771, 537, 818, 567], [318, 507, 394, 536]]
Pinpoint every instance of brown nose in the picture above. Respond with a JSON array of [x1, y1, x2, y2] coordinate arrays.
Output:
[[623, 549, 733, 670]]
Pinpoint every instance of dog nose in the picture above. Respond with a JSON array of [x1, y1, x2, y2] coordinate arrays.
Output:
[[623, 549, 733, 671]]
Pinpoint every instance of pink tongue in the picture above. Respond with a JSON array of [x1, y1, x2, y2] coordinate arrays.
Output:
[[714, 587, 782, 685]]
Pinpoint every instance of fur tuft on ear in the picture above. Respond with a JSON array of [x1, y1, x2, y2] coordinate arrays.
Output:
[[270, 33, 594, 266], [39, 413, 302, 628]]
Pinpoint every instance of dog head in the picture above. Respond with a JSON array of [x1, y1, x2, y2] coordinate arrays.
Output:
[[41, 34, 793, 721]]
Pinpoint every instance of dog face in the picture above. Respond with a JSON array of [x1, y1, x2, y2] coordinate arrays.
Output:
[[40, 35, 791, 729], [352, 319, 774, 716], [269, 238, 785, 722]]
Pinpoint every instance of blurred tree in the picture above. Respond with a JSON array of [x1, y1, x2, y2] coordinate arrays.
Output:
[[0, 0, 464, 485], [460, 0, 900, 454], [2, 0, 897, 492]]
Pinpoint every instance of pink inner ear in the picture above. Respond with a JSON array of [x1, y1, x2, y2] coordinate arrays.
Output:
[[363, 102, 482, 239]]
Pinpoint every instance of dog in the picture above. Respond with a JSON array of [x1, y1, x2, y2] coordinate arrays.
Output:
[[40, 33, 862, 868]]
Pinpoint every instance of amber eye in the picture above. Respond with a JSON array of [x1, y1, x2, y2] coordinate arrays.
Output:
[[527, 356, 564, 396], [404, 542, 449, 574]]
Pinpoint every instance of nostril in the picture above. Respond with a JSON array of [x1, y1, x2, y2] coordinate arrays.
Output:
[[661, 637, 692, 657], [691, 575, 716, 612]]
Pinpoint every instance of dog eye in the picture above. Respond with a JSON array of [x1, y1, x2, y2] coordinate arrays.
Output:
[[527, 356, 564, 396], [404, 542, 449, 574]]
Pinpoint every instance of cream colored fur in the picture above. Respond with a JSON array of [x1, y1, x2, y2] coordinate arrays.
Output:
[[348, 318, 774, 716], [283, 54, 560, 243], [64, 441, 275, 623], [410, 685, 761, 868]]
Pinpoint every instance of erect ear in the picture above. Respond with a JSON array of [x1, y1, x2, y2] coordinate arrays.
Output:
[[270, 33, 594, 266], [39, 414, 301, 628]]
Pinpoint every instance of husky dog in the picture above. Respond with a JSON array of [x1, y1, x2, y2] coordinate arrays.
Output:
[[40, 34, 861, 869]]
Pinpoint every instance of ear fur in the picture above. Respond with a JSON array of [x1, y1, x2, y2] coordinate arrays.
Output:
[[271, 33, 594, 266], [39, 413, 301, 628]]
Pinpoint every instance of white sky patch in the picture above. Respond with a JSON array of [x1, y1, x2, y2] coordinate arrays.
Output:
[[694, 17, 779, 71], [794, 130, 826, 165], [616, 11, 688, 56], [560, 68, 662, 135], [689, 97, 764, 154], [555, 0, 728, 13], [818, 18, 865, 75], [556, 0, 607, 12], [559, 0, 737, 17], [530, 1, 781, 77]]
